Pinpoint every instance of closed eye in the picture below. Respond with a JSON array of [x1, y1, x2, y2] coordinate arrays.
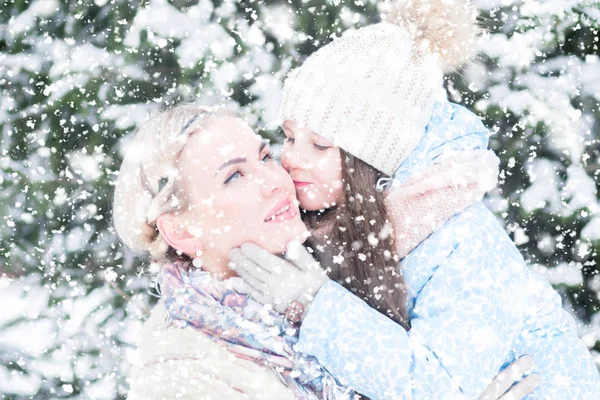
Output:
[[284, 137, 295, 145], [261, 152, 273, 163], [314, 143, 330, 151]]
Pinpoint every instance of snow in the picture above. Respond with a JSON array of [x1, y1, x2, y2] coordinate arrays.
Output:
[[582, 217, 600, 241], [0, 52, 45, 75], [250, 74, 283, 129], [50, 44, 118, 77], [562, 165, 598, 215], [260, 5, 298, 43], [0, 277, 49, 328], [124, 0, 214, 47], [531, 262, 584, 286], [176, 24, 232, 67], [2, 0, 600, 397], [0, 365, 42, 396], [66, 149, 106, 181], [7, 0, 58, 36], [521, 159, 562, 214], [101, 104, 154, 131]]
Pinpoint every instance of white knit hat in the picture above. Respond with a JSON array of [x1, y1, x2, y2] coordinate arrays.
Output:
[[278, 0, 480, 176]]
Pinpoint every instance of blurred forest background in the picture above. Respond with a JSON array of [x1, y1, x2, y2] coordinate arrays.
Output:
[[1, 0, 600, 398]]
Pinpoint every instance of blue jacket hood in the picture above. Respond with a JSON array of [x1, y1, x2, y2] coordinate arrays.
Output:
[[393, 101, 492, 184]]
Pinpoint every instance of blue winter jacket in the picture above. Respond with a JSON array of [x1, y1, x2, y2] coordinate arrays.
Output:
[[296, 101, 600, 399]]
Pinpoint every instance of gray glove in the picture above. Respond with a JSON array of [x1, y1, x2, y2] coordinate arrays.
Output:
[[229, 242, 329, 318], [479, 355, 541, 400]]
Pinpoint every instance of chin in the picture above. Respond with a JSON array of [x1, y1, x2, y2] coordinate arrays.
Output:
[[263, 223, 309, 254], [296, 194, 317, 211], [297, 191, 337, 212], [299, 199, 332, 212]]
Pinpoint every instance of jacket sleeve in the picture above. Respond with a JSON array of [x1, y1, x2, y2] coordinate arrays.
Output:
[[296, 237, 525, 400]]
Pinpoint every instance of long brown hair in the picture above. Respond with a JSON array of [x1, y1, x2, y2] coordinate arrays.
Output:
[[304, 149, 409, 330]]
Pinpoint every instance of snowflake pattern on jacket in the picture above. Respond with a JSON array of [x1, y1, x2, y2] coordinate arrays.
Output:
[[295, 101, 600, 400]]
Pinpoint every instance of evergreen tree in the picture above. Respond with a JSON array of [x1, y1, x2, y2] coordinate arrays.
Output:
[[1, 0, 598, 398], [456, 0, 600, 355]]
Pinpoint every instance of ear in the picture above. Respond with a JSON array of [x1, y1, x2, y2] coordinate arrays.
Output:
[[155, 214, 201, 257]]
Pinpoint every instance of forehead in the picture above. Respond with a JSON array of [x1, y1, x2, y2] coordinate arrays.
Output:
[[178, 116, 261, 172], [283, 120, 330, 143], [283, 120, 313, 136]]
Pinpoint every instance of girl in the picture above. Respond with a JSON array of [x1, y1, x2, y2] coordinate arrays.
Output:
[[114, 105, 535, 399], [229, 0, 600, 399]]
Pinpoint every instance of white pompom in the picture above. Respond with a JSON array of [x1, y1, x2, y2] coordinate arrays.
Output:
[[382, 0, 482, 72]]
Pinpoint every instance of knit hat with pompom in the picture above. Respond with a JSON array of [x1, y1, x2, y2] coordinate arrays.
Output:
[[278, 0, 481, 175]]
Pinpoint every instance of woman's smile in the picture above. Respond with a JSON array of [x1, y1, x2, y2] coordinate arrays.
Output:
[[264, 197, 298, 223]]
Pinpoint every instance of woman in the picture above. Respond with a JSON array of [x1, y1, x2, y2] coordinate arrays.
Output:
[[113, 105, 335, 399], [229, 1, 600, 399], [113, 105, 536, 399]]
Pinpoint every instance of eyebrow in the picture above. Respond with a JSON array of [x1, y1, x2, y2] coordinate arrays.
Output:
[[214, 141, 268, 176]]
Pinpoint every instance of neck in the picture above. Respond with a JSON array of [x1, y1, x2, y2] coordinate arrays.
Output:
[[192, 250, 236, 280]]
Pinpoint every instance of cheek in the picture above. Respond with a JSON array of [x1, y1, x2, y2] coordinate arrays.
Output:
[[315, 153, 336, 170], [330, 180, 344, 203], [280, 146, 292, 171], [315, 153, 343, 203], [322, 169, 343, 203], [218, 189, 259, 224], [315, 151, 342, 184], [201, 189, 260, 246]]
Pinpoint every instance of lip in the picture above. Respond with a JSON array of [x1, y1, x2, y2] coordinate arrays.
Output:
[[293, 180, 312, 187], [264, 197, 297, 223]]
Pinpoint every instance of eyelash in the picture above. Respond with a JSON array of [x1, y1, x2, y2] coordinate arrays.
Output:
[[261, 152, 273, 163], [224, 171, 243, 185], [285, 137, 330, 151], [224, 152, 273, 185]]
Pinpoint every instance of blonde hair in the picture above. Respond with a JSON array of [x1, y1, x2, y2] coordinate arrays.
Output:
[[112, 104, 231, 262]]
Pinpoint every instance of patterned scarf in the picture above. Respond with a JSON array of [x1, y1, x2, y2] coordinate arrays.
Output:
[[159, 260, 356, 400]]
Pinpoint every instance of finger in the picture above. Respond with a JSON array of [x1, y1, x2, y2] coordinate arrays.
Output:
[[274, 301, 291, 315], [479, 356, 534, 399], [498, 375, 541, 400], [240, 242, 290, 273], [285, 241, 318, 271], [229, 254, 266, 291], [284, 240, 305, 261], [226, 277, 266, 304], [230, 249, 275, 287], [225, 277, 253, 293], [229, 249, 268, 290]]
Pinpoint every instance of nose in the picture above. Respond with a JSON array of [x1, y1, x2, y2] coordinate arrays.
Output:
[[260, 179, 279, 198], [257, 167, 284, 198]]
